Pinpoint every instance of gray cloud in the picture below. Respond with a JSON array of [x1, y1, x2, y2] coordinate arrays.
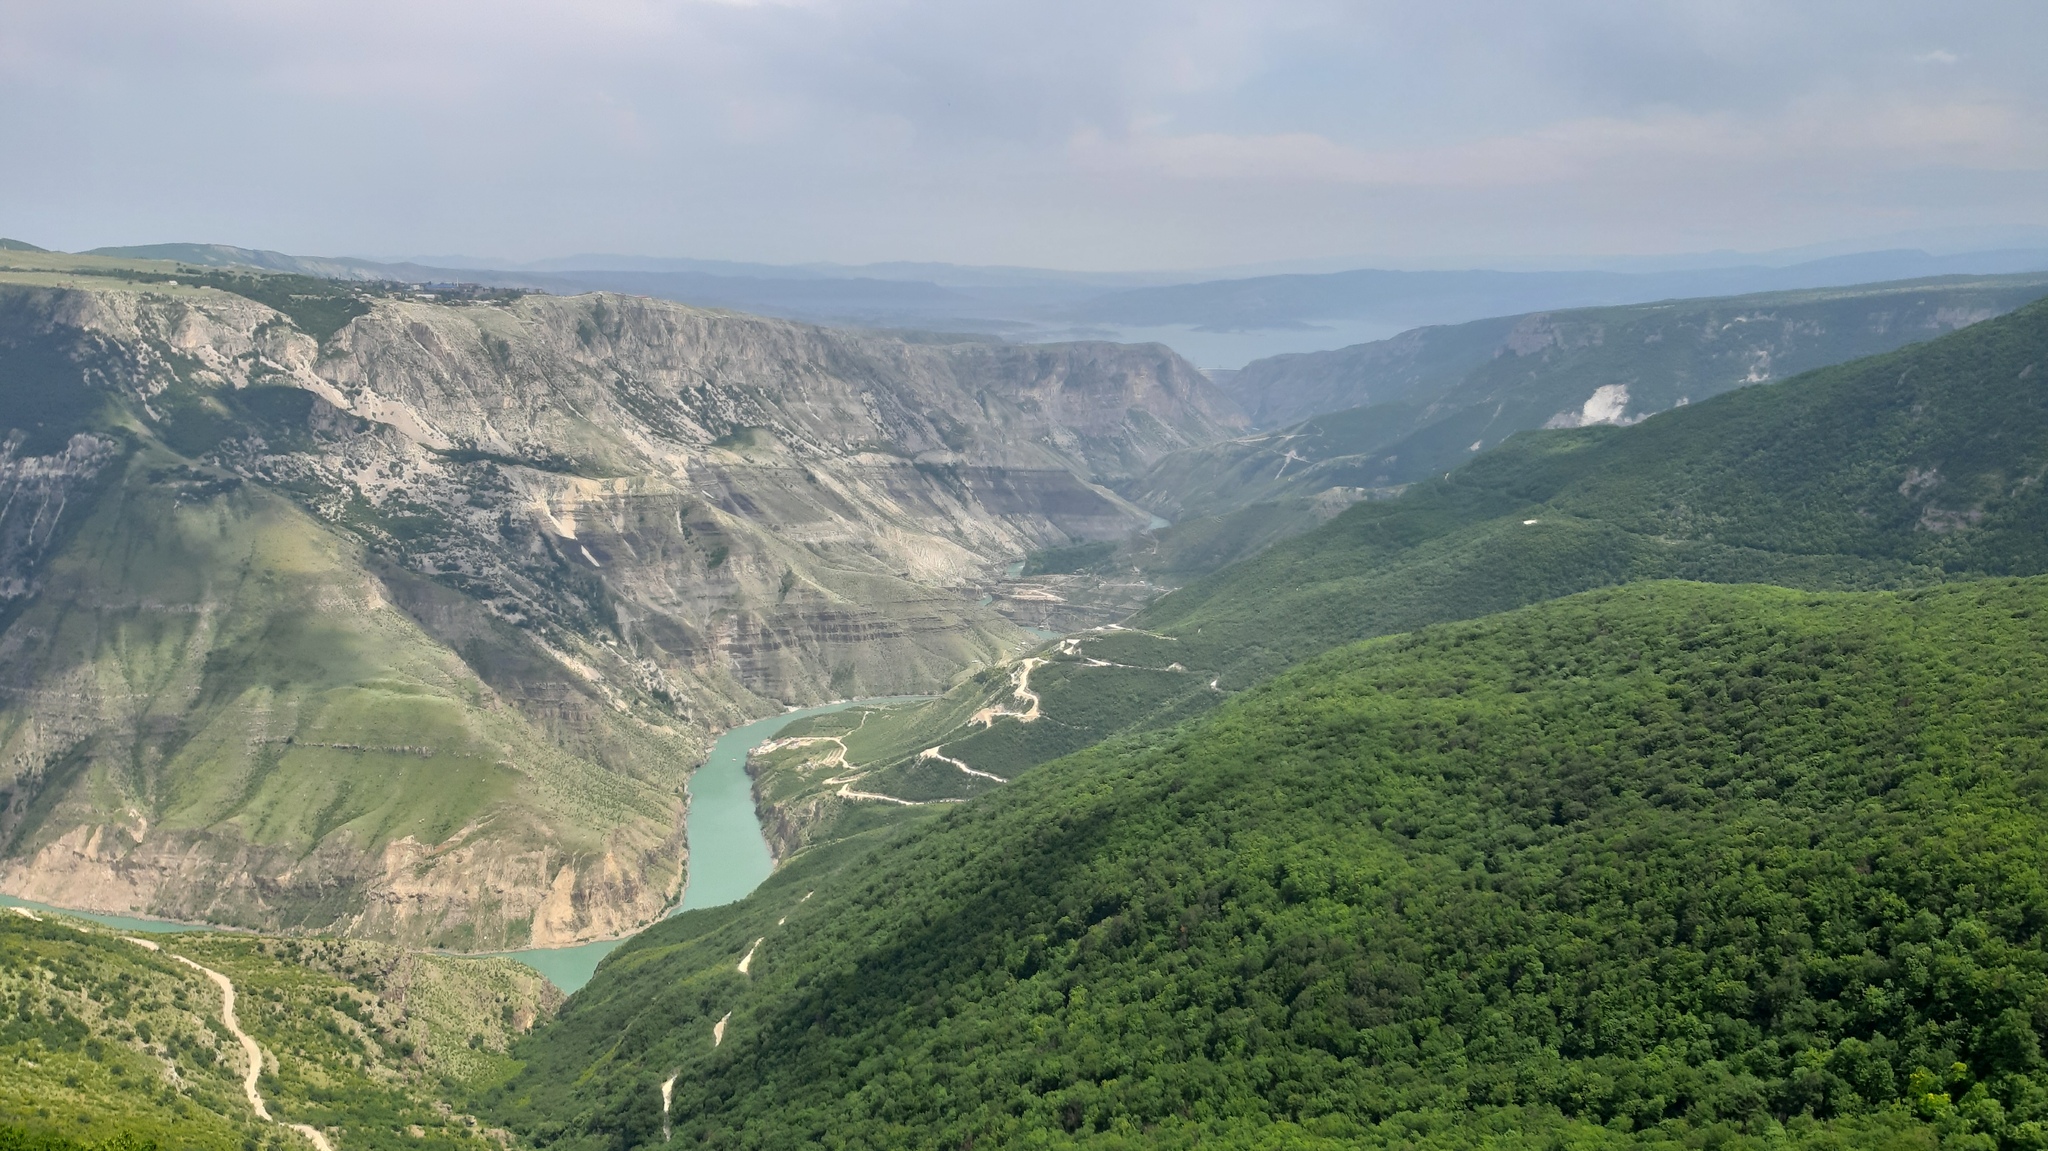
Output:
[[2, 0, 2043, 267]]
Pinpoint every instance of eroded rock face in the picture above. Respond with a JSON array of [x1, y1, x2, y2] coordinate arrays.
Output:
[[0, 432, 124, 609], [0, 281, 1243, 945], [218, 293, 1242, 715]]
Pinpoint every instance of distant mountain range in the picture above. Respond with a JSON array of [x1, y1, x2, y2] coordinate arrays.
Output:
[[1061, 249, 2048, 333], [1136, 272, 2048, 520], [33, 238, 2048, 367]]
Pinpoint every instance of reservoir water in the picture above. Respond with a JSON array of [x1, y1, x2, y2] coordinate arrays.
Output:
[[0, 892, 222, 935], [492, 696, 927, 992], [0, 697, 925, 994]]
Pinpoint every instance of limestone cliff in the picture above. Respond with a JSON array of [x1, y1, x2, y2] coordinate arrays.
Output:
[[0, 255, 1244, 946]]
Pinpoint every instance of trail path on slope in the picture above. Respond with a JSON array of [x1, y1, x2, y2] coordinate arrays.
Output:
[[969, 658, 1046, 727], [918, 746, 1007, 782], [772, 735, 851, 775], [168, 952, 335, 1151], [758, 712, 938, 805], [761, 707, 876, 775], [834, 785, 959, 806]]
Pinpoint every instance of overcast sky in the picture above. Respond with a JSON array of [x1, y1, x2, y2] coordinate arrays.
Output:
[[3, 1, 2044, 270]]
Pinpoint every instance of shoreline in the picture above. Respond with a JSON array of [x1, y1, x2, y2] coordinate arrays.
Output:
[[0, 695, 935, 994]]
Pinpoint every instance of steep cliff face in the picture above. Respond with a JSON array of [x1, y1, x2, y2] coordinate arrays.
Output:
[[0, 257, 1242, 946], [0, 432, 123, 610], [0, 467, 695, 950]]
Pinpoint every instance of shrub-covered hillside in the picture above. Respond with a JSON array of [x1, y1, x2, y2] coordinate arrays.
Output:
[[493, 576, 2048, 1149], [0, 911, 556, 1150]]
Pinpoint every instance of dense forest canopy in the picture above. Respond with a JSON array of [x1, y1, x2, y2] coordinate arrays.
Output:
[[491, 578, 2048, 1149]]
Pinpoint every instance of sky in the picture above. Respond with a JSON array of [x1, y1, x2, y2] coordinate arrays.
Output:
[[2, 0, 2045, 270]]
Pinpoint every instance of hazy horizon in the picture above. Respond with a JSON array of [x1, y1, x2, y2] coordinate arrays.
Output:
[[284, 222, 2048, 278]]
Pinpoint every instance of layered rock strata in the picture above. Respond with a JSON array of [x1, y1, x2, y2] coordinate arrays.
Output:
[[0, 269, 1243, 945]]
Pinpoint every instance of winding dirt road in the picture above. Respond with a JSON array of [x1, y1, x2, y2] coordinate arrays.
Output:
[[969, 657, 1046, 727], [168, 952, 335, 1151], [918, 746, 1007, 782]]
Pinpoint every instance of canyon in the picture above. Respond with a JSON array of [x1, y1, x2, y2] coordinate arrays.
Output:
[[0, 252, 1243, 948]]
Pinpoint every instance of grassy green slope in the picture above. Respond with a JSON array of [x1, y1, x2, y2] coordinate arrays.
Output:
[[0, 448, 691, 947], [497, 576, 2048, 1149], [0, 910, 555, 1151], [0, 1125, 157, 1151]]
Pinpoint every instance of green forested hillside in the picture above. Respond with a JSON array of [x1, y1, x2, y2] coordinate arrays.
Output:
[[794, 290, 2048, 803], [1142, 272, 2048, 521], [1039, 275, 2048, 652], [1146, 288, 2048, 669], [493, 577, 2048, 1149]]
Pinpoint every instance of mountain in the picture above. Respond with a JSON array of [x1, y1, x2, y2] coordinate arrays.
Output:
[[76, 246, 1156, 335], [457, 254, 1183, 290], [80, 244, 398, 281], [27, 287, 2048, 1149], [67, 242, 2048, 367], [0, 248, 1242, 947], [490, 576, 2048, 1149], [1130, 274, 2048, 525], [30, 250, 2048, 1150], [1144, 287, 2048, 670], [1066, 249, 2048, 338], [1214, 272, 2048, 432], [954, 274, 2048, 643], [744, 288, 2048, 854]]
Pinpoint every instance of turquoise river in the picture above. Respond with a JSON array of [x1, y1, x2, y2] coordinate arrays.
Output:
[[0, 696, 927, 994], [488, 695, 928, 991]]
